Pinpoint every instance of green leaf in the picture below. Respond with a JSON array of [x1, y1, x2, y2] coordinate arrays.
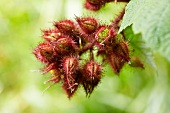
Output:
[[119, 0, 170, 61]]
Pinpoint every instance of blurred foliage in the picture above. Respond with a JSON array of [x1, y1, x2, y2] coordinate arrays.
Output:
[[0, 0, 170, 113]]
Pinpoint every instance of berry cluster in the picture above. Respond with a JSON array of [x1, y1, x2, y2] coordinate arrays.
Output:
[[33, 10, 134, 98], [84, 0, 130, 11]]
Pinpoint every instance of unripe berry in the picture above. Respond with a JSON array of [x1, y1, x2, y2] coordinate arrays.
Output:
[[95, 26, 109, 43], [95, 26, 117, 45]]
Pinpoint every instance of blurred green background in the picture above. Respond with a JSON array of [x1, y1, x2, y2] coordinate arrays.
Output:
[[0, 0, 170, 113]]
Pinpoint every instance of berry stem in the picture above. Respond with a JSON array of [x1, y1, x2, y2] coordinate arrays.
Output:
[[79, 39, 96, 55], [90, 48, 94, 60]]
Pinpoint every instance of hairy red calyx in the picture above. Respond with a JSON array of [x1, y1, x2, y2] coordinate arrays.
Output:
[[42, 29, 61, 41], [84, 0, 130, 11], [84, 1, 102, 11], [33, 43, 55, 64], [53, 36, 76, 54], [82, 60, 102, 96], [76, 17, 98, 34], [129, 56, 144, 69], [33, 8, 143, 98], [83, 60, 101, 81], [54, 20, 76, 36], [62, 56, 79, 75]]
